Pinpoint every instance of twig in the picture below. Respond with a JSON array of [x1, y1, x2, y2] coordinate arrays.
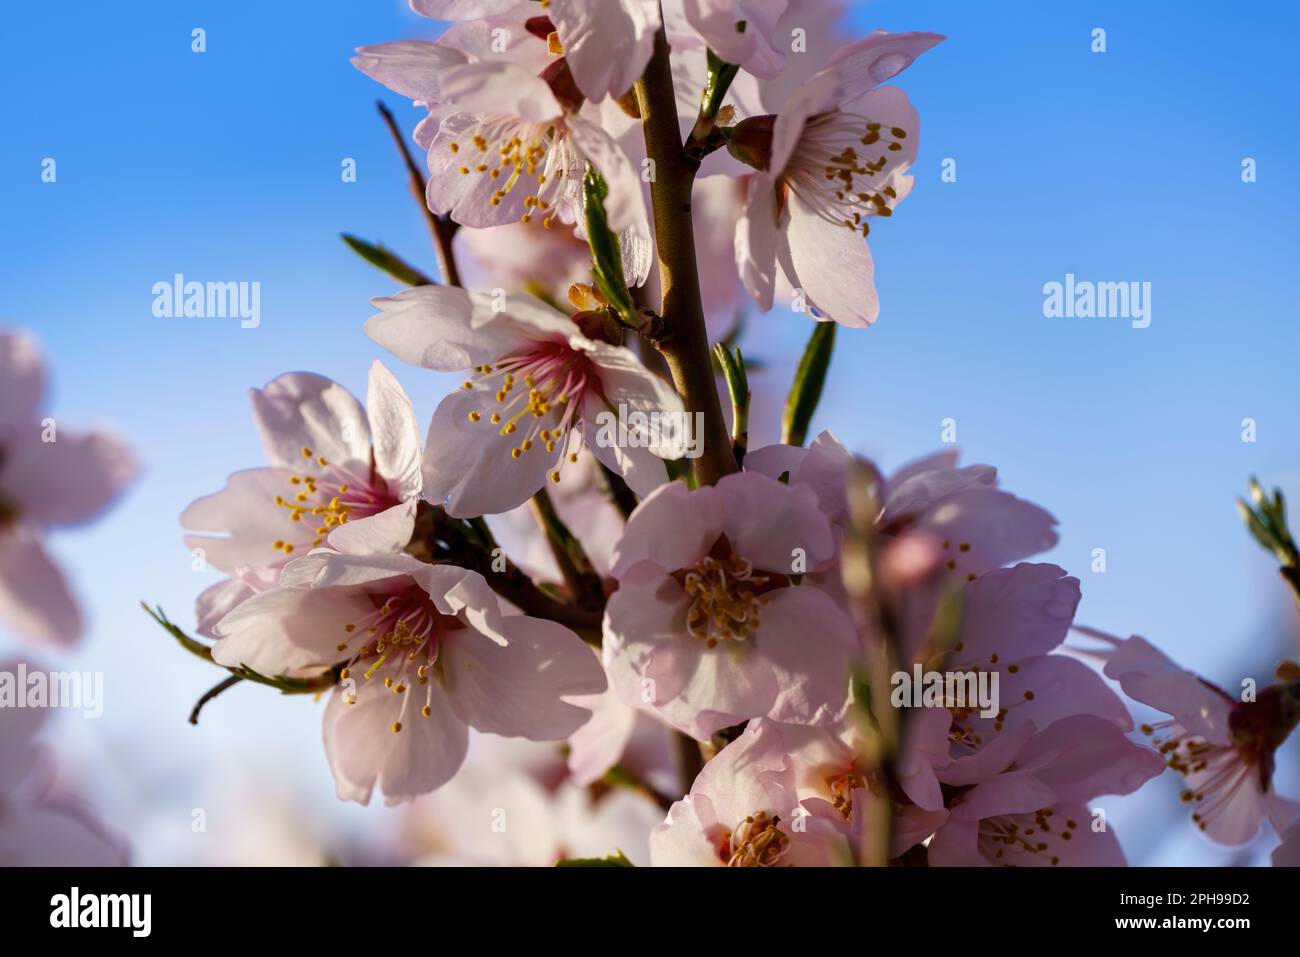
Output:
[[189, 674, 244, 726], [530, 486, 605, 608], [405, 502, 604, 642], [633, 22, 737, 486], [376, 100, 462, 288]]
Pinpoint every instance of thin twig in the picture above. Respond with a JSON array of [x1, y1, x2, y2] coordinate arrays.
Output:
[[376, 100, 462, 287], [189, 674, 244, 726]]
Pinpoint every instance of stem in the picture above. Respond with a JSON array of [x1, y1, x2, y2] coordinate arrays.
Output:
[[529, 486, 604, 608], [189, 674, 244, 726], [376, 100, 462, 288], [405, 503, 603, 641], [634, 22, 736, 486], [596, 461, 639, 519]]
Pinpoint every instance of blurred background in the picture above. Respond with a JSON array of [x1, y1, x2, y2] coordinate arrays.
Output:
[[2, 0, 1298, 865]]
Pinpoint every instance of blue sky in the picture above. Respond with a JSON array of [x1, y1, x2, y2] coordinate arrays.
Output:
[[2, 0, 1298, 864]]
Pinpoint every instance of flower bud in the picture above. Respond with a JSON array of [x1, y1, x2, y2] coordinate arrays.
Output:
[[726, 114, 777, 171]]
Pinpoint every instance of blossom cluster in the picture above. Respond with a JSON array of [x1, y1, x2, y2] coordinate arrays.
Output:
[[160, 0, 1298, 866], [6, 0, 1298, 869]]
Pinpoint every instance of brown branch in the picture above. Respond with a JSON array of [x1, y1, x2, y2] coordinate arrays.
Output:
[[406, 502, 603, 641], [376, 100, 462, 288], [633, 24, 737, 486]]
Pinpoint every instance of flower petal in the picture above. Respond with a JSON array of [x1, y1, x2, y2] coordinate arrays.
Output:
[[0, 532, 81, 648], [250, 372, 370, 472], [366, 286, 526, 371], [1, 428, 136, 527], [365, 360, 423, 500], [323, 676, 469, 805], [441, 614, 606, 738], [548, 0, 660, 100]]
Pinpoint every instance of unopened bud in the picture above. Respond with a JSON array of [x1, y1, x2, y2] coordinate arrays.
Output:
[[726, 114, 776, 171]]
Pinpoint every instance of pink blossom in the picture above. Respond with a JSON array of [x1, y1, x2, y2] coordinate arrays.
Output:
[[182, 361, 424, 633], [932, 563, 1133, 743], [0, 330, 136, 648], [412, 0, 661, 102], [928, 714, 1163, 866], [603, 472, 858, 739], [746, 431, 1060, 581], [650, 720, 850, 865], [731, 32, 943, 326], [1095, 632, 1300, 845], [366, 285, 685, 515], [212, 552, 605, 805]]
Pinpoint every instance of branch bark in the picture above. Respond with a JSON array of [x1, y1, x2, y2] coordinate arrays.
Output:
[[634, 24, 737, 486]]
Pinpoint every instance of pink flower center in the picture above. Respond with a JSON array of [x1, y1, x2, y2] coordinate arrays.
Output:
[[269, 445, 399, 555], [675, 537, 785, 648], [447, 118, 576, 229], [717, 812, 790, 867], [334, 581, 463, 734], [1143, 720, 1253, 833], [460, 341, 598, 485], [783, 112, 909, 237]]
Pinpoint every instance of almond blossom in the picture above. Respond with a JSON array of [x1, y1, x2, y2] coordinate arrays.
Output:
[[926, 714, 1163, 866], [731, 31, 944, 326], [412, 0, 660, 102], [650, 720, 850, 866], [745, 430, 1060, 583], [366, 285, 685, 515], [603, 471, 858, 739], [0, 329, 136, 648], [181, 361, 424, 633], [212, 552, 605, 805], [1092, 630, 1300, 845]]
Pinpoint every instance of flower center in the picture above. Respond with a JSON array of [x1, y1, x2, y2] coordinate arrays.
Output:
[[827, 769, 864, 818], [724, 812, 790, 867], [675, 537, 784, 648], [783, 112, 909, 237], [334, 583, 464, 734], [460, 342, 596, 484], [1142, 718, 1259, 833], [977, 807, 1078, 866], [270, 446, 397, 555], [447, 117, 578, 229]]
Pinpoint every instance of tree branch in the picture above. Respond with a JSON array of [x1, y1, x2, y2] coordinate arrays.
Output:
[[634, 23, 737, 486], [376, 100, 462, 288]]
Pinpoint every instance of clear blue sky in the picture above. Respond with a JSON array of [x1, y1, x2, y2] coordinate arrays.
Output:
[[2, 0, 1297, 864]]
